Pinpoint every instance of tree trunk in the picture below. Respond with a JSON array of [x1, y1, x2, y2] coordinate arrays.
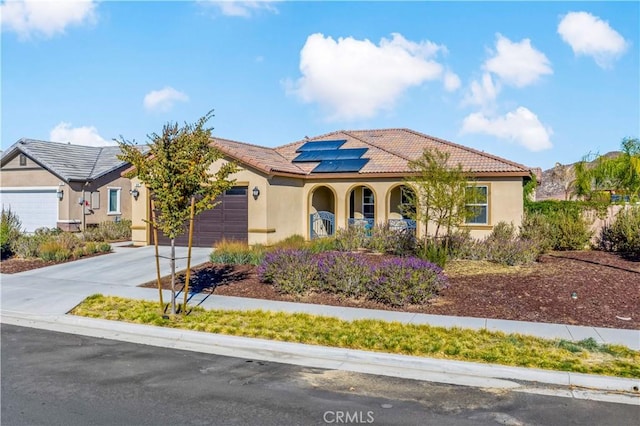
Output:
[[170, 238, 176, 316]]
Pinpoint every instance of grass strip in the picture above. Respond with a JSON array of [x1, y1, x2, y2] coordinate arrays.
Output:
[[71, 294, 639, 378]]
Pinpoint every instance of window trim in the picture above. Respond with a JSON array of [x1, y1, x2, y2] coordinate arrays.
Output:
[[107, 187, 121, 215], [464, 184, 489, 226]]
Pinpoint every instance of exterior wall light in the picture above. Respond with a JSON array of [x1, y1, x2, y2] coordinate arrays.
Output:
[[252, 186, 260, 200], [130, 188, 140, 200], [56, 189, 64, 200]]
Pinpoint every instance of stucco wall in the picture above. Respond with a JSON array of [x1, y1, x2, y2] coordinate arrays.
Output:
[[2, 154, 133, 232], [129, 156, 526, 245]]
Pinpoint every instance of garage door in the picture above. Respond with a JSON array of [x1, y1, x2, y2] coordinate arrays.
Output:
[[153, 187, 248, 247], [0, 188, 59, 233]]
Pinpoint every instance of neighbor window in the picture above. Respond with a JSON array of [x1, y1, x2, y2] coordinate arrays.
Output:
[[19, 154, 27, 166], [465, 185, 488, 224], [107, 187, 121, 214]]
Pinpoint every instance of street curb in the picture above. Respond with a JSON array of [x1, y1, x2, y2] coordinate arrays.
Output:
[[2, 311, 638, 402]]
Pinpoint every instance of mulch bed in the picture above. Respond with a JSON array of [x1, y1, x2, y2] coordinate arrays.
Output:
[[140, 251, 639, 330], [0, 252, 110, 274]]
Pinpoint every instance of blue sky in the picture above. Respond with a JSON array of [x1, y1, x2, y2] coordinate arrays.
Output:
[[2, 1, 638, 170]]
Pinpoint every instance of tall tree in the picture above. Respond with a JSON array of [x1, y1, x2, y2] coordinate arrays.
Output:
[[572, 138, 640, 202], [404, 148, 472, 242], [117, 111, 236, 315]]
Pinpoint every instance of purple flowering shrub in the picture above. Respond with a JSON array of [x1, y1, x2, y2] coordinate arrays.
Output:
[[316, 252, 372, 298], [367, 257, 448, 307], [257, 249, 320, 295], [258, 250, 448, 306]]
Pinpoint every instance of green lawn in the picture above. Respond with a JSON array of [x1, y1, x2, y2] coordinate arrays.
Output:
[[71, 294, 639, 379]]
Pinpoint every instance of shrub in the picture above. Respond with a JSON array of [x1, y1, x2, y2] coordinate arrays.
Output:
[[550, 210, 593, 251], [257, 249, 320, 295], [597, 206, 640, 256], [520, 211, 554, 254], [366, 223, 416, 256], [211, 240, 265, 265], [72, 247, 86, 259], [305, 236, 338, 253], [83, 220, 132, 242], [366, 257, 447, 307], [316, 252, 371, 298], [271, 235, 307, 250], [97, 242, 112, 253], [1, 208, 22, 258], [416, 238, 448, 268], [38, 240, 72, 262], [56, 232, 82, 251], [84, 241, 99, 255], [334, 226, 368, 251]]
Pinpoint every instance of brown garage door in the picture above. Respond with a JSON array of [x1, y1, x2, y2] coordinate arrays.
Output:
[[153, 187, 248, 247]]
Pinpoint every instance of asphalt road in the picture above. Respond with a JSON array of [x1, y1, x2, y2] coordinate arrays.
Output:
[[1, 325, 637, 426]]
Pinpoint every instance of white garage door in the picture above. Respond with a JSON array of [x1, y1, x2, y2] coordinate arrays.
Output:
[[0, 188, 59, 233]]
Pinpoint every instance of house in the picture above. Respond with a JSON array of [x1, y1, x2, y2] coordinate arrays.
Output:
[[1, 139, 135, 232], [129, 128, 536, 247]]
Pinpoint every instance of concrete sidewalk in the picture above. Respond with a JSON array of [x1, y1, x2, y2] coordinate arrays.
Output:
[[1, 244, 639, 401]]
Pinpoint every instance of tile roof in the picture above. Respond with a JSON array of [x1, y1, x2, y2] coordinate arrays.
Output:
[[213, 129, 533, 177], [1, 139, 132, 181]]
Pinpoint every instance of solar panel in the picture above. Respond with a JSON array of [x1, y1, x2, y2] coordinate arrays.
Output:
[[293, 148, 368, 162], [296, 140, 346, 152], [311, 159, 369, 173]]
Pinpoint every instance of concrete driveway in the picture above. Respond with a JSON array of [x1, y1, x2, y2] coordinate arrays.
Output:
[[0, 244, 212, 316]]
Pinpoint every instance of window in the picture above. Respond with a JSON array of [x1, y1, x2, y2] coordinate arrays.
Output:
[[107, 187, 121, 214], [466, 185, 488, 224], [19, 154, 27, 166], [362, 187, 375, 219], [91, 191, 100, 209], [399, 186, 415, 219]]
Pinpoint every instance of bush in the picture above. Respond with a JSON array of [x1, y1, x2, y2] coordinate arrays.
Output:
[[96, 242, 112, 253], [520, 211, 554, 254], [38, 240, 72, 262], [366, 257, 447, 307], [316, 252, 371, 298], [521, 209, 593, 252], [1, 208, 22, 259], [211, 240, 265, 265], [334, 226, 368, 251], [83, 220, 132, 242], [550, 210, 593, 251], [416, 238, 448, 268], [305, 236, 338, 253], [257, 249, 321, 295], [597, 206, 640, 256], [366, 223, 416, 256], [84, 241, 99, 255], [56, 232, 82, 251]]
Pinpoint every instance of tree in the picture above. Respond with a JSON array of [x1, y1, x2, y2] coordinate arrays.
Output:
[[572, 138, 640, 202], [117, 111, 237, 316], [404, 148, 472, 243]]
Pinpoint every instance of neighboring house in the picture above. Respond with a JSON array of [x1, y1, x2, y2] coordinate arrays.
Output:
[[130, 128, 536, 247], [1, 139, 135, 232]]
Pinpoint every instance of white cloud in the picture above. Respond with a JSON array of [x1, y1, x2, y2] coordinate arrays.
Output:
[[288, 33, 446, 121], [461, 107, 553, 152], [49, 122, 114, 147], [0, 0, 97, 40], [443, 70, 461, 92], [483, 34, 552, 87], [558, 11, 628, 68], [199, 0, 279, 18], [463, 73, 500, 107], [143, 87, 189, 112]]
